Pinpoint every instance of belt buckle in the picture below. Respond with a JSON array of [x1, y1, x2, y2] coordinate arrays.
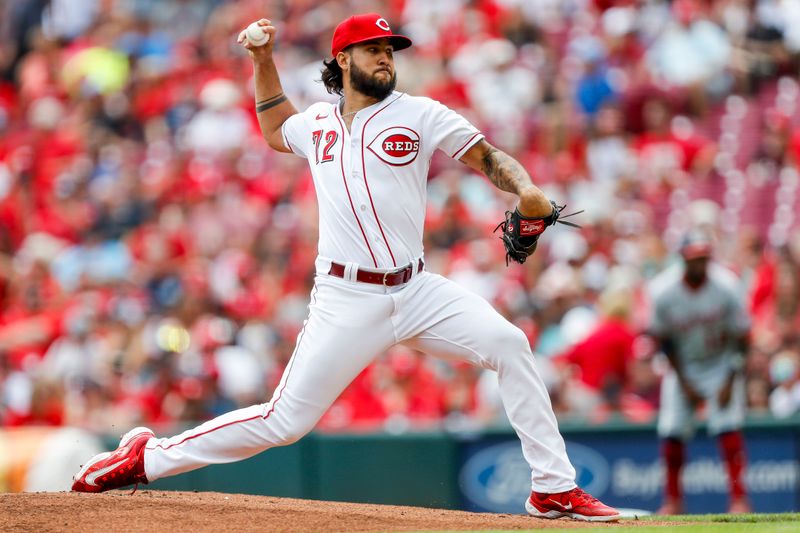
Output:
[[382, 264, 410, 286]]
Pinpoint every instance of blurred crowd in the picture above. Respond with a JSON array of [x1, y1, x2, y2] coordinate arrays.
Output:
[[2, 0, 800, 434]]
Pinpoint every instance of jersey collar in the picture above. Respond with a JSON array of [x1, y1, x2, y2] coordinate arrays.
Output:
[[337, 91, 403, 118]]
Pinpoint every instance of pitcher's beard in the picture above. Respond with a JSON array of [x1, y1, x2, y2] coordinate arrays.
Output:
[[350, 62, 396, 100]]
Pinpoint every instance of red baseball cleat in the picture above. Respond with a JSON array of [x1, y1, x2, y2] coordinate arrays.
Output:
[[526, 487, 620, 522], [72, 427, 154, 493]]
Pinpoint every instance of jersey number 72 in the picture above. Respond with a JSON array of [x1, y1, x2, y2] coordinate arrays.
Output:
[[312, 130, 338, 164]]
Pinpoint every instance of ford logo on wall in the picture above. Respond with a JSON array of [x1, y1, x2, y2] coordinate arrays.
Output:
[[459, 440, 611, 513]]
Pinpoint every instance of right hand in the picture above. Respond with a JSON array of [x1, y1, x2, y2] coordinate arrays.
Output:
[[237, 19, 277, 56]]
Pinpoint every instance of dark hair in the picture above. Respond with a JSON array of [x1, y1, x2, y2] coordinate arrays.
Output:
[[320, 57, 344, 95]]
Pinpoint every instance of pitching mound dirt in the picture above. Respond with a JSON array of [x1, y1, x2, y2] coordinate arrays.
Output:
[[1, 490, 660, 532]]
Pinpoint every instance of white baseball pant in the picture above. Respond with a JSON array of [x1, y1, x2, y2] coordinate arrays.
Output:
[[143, 269, 577, 493]]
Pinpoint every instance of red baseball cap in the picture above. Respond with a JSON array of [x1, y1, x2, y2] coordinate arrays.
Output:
[[331, 13, 412, 57]]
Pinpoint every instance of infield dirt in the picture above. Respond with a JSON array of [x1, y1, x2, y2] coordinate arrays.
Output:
[[0, 490, 667, 532]]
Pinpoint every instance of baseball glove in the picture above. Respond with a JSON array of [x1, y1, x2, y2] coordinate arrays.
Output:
[[494, 201, 582, 265]]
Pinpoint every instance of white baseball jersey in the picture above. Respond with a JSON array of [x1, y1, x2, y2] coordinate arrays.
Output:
[[281, 91, 484, 269], [141, 91, 578, 497]]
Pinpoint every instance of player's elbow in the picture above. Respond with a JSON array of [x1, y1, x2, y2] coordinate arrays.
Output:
[[265, 128, 291, 153], [266, 136, 286, 152]]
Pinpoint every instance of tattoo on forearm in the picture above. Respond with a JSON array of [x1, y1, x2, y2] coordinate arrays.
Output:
[[256, 93, 284, 105], [256, 93, 287, 113], [481, 148, 532, 194]]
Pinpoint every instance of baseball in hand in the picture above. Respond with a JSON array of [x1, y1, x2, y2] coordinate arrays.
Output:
[[246, 22, 270, 46]]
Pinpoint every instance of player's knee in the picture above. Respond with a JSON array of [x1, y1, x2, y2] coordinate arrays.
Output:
[[507, 326, 531, 353], [487, 325, 531, 365], [275, 423, 312, 445], [268, 412, 317, 446], [286, 414, 320, 443], [279, 431, 304, 446]]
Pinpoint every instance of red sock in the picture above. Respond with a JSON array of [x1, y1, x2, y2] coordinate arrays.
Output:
[[662, 438, 685, 501], [718, 431, 747, 499]]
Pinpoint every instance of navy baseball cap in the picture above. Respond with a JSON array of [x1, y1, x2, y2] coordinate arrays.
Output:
[[680, 229, 713, 260]]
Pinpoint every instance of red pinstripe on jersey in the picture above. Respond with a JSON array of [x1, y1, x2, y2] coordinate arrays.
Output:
[[360, 93, 404, 267], [147, 285, 319, 451], [333, 106, 378, 267]]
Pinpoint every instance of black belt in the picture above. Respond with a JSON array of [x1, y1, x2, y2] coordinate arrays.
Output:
[[328, 259, 424, 286]]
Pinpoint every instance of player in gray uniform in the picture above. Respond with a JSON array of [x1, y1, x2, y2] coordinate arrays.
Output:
[[649, 230, 751, 514]]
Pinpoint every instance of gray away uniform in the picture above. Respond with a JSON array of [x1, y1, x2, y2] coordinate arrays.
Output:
[[649, 264, 750, 439]]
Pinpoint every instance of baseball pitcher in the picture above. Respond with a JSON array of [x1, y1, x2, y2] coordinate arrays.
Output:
[[72, 13, 618, 521]]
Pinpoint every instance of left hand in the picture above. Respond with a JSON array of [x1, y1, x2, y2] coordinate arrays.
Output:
[[494, 202, 558, 264], [494, 200, 583, 265]]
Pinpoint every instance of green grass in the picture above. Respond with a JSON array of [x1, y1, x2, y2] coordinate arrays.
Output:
[[422, 529, 797, 533], [417, 512, 800, 532], [553, 525, 798, 533], [548, 513, 800, 532], [640, 512, 800, 523]]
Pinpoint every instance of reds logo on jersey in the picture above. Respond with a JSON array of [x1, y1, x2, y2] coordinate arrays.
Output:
[[367, 127, 420, 166]]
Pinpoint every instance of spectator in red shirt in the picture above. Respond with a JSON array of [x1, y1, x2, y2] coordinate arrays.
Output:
[[555, 288, 636, 416], [374, 349, 445, 425], [318, 367, 387, 431]]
